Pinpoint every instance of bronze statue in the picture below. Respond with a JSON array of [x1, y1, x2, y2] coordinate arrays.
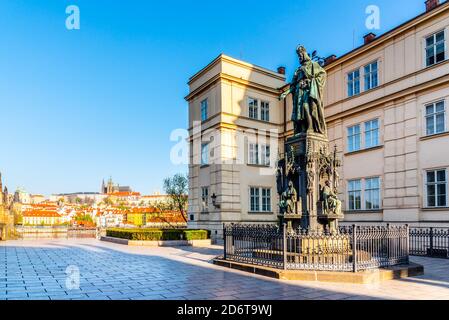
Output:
[[280, 45, 327, 135]]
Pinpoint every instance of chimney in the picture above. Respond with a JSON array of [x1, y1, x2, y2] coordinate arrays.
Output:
[[425, 0, 439, 12], [364, 32, 377, 45], [277, 66, 286, 75], [324, 55, 337, 66]]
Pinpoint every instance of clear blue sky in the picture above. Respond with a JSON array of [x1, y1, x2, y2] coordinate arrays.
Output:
[[0, 0, 428, 195]]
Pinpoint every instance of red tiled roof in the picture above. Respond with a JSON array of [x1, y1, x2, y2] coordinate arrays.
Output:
[[23, 210, 61, 218], [107, 192, 141, 197]]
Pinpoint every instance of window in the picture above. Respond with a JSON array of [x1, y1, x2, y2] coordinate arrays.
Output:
[[365, 177, 380, 210], [425, 101, 445, 135], [261, 145, 270, 166], [364, 61, 378, 91], [249, 98, 270, 122], [250, 187, 260, 212], [248, 144, 270, 166], [201, 187, 209, 212], [426, 30, 446, 67], [426, 169, 447, 208], [261, 101, 270, 122], [250, 187, 271, 212], [249, 98, 258, 120], [365, 119, 379, 148], [201, 143, 209, 166], [348, 180, 362, 211], [201, 99, 208, 121], [261, 188, 272, 212], [347, 70, 360, 97], [249, 143, 259, 165], [347, 125, 361, 152]]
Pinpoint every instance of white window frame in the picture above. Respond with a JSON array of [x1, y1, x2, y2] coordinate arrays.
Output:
[[248, 98, 259, 120], [248, 143, 270, 166], [425, 29, 447, 68], [201, 143, 209, 166], [260, 101, 270, 122], [347, 124, 361, 152], [424, 100, 446, 136], [348, 177, 382, 211], [347, 69, 360, 97], [248, 143, 259, 165], [249, 187, 272, 213], [201, 187, 209, 212], [248, 98, 270, 122], [425, 169, 448, 208], [249, 187, 260, 212], [364, 119, 380, 149], [364, 177, 381, 210], [364, 61, 379, 91], [347, 179, 362, 211], [200, 99, 208, 122]]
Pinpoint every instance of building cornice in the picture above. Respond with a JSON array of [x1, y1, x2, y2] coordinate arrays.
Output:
[[188, 54, 285, 86], [324, 1, 449, 70], [185, 72, 283, 101]]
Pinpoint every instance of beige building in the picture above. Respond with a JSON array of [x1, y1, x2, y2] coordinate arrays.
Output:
[[185, 55, 286, 240], [186, 0, 449, 241]]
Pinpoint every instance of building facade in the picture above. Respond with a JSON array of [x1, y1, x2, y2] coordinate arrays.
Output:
[[185, 55, 286, 240], [186, 0, 449, 241], [325, 0, 449, 227]]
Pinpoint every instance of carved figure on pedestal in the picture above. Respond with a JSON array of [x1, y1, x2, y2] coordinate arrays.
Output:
[[321, 180, 342, 217], [276, 157, 286, 196], [282, 181, 299, 215]]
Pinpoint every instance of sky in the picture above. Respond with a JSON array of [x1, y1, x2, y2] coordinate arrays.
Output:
[[0, 0, 429, 195]]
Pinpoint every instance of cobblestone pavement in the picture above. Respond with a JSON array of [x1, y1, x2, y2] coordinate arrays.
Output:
[[1, 239, 449, 300]]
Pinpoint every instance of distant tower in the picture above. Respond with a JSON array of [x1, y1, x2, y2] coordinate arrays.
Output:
[[0, 172, 3, 205], [3, 186, 8, 207], [107, 177, 114, 194], [101, 179, 106, 194]]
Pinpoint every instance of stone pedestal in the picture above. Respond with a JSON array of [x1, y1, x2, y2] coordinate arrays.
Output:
[[282, 132, 343, 232]]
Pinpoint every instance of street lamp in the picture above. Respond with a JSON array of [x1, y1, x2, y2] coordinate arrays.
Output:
[[211, 193, 220, 209]]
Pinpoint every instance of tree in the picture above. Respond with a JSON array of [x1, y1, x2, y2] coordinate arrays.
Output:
[[103, 197, 114, 206], [163, 173, 188, 223]]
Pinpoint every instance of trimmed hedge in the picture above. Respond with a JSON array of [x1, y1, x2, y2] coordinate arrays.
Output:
[[106, 228, 210, 241]]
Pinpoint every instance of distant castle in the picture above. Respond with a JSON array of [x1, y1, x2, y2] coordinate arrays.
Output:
[[101, 177, 132, 194]]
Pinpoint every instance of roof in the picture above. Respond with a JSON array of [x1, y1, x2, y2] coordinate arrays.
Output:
[[23, 210, 61, 218], [107, 192, 141, 197], [141, 194, 170, 198], [325, 1, 449, 69]]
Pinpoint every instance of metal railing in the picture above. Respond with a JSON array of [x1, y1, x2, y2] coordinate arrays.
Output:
[[16, 226, 97, 239], [410, 227, 449, 258], [223, 224, 409, 272]]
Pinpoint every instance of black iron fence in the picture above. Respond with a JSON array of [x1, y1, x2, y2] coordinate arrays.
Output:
[[223, 224, 409, 272], [410, 227, 449, 258]]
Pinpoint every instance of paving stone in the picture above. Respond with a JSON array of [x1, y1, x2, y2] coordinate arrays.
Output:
[[1, 239, 449, 301]]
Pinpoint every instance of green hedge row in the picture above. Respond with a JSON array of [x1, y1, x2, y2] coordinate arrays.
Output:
[[106, 228, 210, 241]]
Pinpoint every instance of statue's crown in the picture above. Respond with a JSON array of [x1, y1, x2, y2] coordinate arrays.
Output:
[[296, 45, 306, 54]]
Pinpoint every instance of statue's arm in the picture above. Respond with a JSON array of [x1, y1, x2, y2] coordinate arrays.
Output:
[[279, 69, 300, 100], [279, 87, 292, 100]]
